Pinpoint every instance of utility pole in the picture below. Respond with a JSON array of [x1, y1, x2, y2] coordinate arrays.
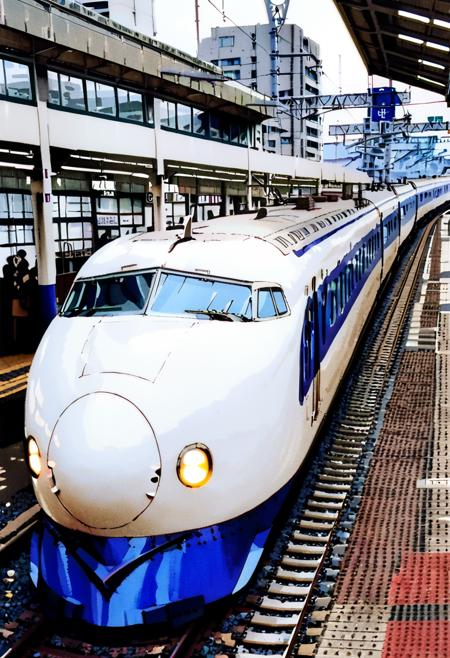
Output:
[[195, 0, 200, 54], [263, 0, 290, 102]]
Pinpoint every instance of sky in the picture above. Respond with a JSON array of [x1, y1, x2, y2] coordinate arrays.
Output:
[[153, 0, 449, 142]]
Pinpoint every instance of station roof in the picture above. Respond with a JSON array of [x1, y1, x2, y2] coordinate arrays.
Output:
[[1, 0, 274, 123], [333, 0, 450, 103]]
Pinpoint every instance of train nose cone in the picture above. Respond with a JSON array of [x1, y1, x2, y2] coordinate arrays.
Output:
[[48, 392, 160, 530]]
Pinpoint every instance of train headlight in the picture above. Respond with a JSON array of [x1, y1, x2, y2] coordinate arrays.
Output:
[[177, 444, 212, 488], [27, 437, 42, 478]]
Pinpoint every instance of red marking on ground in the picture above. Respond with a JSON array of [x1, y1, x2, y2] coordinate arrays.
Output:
[[389, 552, 450, 605], [382, 621, 450, 658]]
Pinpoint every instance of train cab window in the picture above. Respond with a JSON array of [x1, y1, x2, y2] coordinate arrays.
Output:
[[258, 289, 276, 318], [61, 270, 155, 317], [150, 272, 253, 321], [257, 288, 289, 319], [272, 289, 288, 315]]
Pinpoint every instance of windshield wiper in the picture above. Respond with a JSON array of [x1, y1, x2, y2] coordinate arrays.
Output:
[[185, 309, 251, 322]]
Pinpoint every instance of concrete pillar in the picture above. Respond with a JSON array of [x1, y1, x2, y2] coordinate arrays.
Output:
[[152, 175, 166, 232], [220, 181, 227, 217], [32, 64, 57, 328]]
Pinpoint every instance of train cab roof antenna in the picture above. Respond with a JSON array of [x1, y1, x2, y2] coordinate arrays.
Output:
[[168, 215, 195, 253]]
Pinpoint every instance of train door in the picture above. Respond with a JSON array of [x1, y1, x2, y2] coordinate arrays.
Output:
[[300, 278, 321, 422], [311, 285, 320, 421]]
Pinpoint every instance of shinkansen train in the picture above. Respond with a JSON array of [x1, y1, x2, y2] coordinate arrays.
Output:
[[25, 177, 450, 627]]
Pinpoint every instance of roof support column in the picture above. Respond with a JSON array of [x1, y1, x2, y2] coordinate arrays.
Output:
[[151, 175, 166, 232], [32, 64, 57, 330]]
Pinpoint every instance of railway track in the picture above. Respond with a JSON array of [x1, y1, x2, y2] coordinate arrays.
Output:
[[197, 219, 438, 657]]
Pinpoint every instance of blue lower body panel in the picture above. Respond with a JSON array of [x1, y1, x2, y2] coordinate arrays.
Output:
[[30, 483, 291, 627]]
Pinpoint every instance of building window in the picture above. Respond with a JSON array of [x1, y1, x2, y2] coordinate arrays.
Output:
[[0, 193, 34, 250], [305, 83, 318, 95], [223, 70, 240, 80], [60, 74, 86, 110], [192, 107, 208, 136], [268, 139, 276, 148], [117, 88, 144, 122], [279, 89, 293, 98], [48, 70, 151, 125], [215, 57, 241, 66], [251, 69, 257, 78], [307, 139, 318, 148], [159, 98, 249, 147], [160, 99, 177, 129], [177, 103, 192, 132], [0, 58, 33, 101], [86, 80, 116, 116], [219, 36, 235, 47], [281, 136, 292, 145]]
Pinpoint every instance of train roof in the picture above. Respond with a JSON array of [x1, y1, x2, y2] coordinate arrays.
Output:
[[79, 177, 450, 282]]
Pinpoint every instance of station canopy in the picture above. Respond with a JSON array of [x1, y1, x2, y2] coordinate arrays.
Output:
[[334, 0, 450, 103]]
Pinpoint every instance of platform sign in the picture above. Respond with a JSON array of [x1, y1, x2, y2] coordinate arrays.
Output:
[[371, 87, 398, 123]]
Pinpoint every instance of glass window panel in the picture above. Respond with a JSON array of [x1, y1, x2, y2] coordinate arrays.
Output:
[[120, 214, 133, 226], [66, 196, 82, 218], [4, 60, 32, 100], [192, 107, 207, 136], [23, 195, 33, 218], [230, 123, 240, 143], [119, 197, 132, 214], [258, 289, 276, 318], [62, 271, 155, 316], [273, 289, 287, 315], [209, 113, 221, 140], [0, 226, 9, 245], [240, 124, 248, 145], [9, 194, 24, 219], [68, 222, 83, 239], [117, 87, 143, 122], [58, 196, 67, 218], [0, 194, 8, 219], [86, 80, 116, 116], [0, 61, 6, 96], [52, 221, 60, 241], [24, 227, 34, 244], [48, 71, 60, 105], [151, 273, 252, 319], [97, 197, 118, 213], [82, 223, 93, 238], [60, 74, 85, 110], [177, 104, 192, 132], [81, 197, 92, 217], [160, 100, 177, 128], [133, 198, 142, 213], [60, 223, 68, 240]]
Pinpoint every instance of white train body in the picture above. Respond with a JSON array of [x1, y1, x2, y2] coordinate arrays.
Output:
[[26, 178, 450, 627]]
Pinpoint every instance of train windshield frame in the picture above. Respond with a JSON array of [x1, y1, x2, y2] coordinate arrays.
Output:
[[61, 270, 156, 317], [149, 270, 253, 321]]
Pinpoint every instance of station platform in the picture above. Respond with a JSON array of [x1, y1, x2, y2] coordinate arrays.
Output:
[[0, 354, 32, 401], [313, 214, 450, 657]]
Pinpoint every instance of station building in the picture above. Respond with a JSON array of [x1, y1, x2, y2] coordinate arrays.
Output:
[[0, 0, 368, 352], [199, 24, 322, 160]]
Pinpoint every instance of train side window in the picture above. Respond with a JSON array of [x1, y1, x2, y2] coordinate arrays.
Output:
[[346, 264, 353, 299], [257, 289, 277, 318], [329, 280, 337, 326], [339, 271, 346, 312]]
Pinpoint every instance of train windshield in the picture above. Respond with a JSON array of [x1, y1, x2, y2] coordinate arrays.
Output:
[[150, 272, 253, 321], [61, 271, 155, 317]]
